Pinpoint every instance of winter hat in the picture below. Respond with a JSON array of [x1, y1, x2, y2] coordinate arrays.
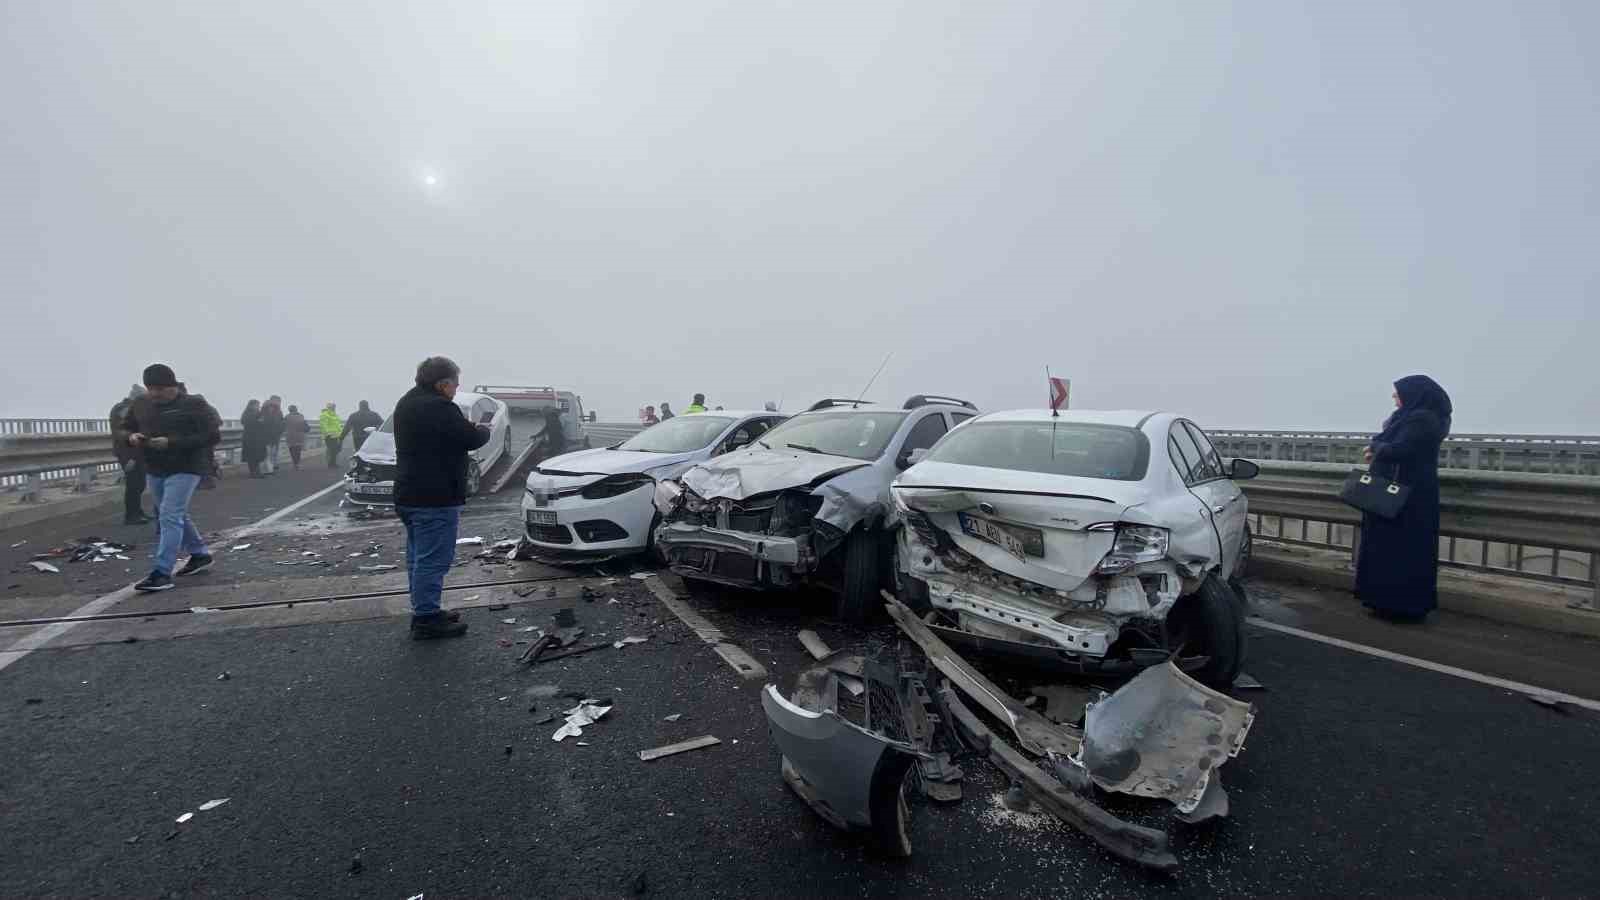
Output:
[[142, 364, 178, 388]]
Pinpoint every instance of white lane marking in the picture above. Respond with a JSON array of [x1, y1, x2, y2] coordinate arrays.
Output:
[[644, 576, 767, 680], [1247, 617, 1600, 713], [0, 477, 347, 675]]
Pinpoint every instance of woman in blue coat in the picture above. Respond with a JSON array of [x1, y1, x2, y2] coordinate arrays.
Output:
[[1355, 375, 1452, 621]]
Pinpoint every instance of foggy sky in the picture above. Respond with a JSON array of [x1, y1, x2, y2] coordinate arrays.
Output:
[[3, 1, 1596, 433]]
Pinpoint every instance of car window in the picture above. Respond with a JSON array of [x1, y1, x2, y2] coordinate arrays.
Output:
[[1169, 423, 1214, 484], [926, 421, 1150, 480], [1182, 422, 1226, 481], [477, 399, 497, 421], [758, 411, 909, 460], [901, 413, 949, 456], [379, 416, 394, 433], [618, 415, 736, 453], [950, 413, 975, 426]]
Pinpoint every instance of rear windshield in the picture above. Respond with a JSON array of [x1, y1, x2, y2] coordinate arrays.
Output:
[[759, 411, 908, 461], [619, 415, 734, 453], [925, 421, 1149, 480]]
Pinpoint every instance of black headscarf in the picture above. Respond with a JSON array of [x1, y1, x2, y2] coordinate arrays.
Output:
[[1380, 375, 1452, 440]]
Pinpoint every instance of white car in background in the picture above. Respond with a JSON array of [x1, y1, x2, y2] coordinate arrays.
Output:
[[892, 409, 1257, 688], [345, 391, 510, 508], [519, 410, 788, 561]]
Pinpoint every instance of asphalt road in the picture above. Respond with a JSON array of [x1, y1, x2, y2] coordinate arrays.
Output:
[[2, 471, 1598, 898]]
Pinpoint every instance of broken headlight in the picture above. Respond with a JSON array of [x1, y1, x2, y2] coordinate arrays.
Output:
[[653, 479, 684, 514], [1090, 523, 1169, 575], [581, 473, 654, 500]]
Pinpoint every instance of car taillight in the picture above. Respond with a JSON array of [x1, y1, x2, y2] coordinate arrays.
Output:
[[1091, 523, 1170, 574], [580, 474, 653, 500]]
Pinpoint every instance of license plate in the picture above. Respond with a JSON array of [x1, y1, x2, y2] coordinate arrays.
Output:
[[352, 483, 392, 496], [958, 513, 1043, 560], [528, 510, 558, 525]]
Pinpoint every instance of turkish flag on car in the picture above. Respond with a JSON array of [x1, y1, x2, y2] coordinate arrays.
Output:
[[1048, 377, 1070, 411]]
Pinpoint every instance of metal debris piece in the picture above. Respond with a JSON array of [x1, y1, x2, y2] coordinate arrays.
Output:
[[198, 798, 230, 811], [630, 572, 654, 580], [175, 812, 194, 824], [638, 735, 721, 761], [662, 713, 682, 722], [28, 561, 60, 574], [761, 684, 923, 857], [553, 699, 613, 741], [230, 544, 251, 551], [494, 539, 519, 550], [1072, 662, 1255, 815], [456, 536, 484, 546], [797, 629, 832, 661], [216, 672, 231, 681], [939, 685, 1177, 872], [612, 636, 648, 649], [501, 618, 518, 625], [357, 565, 397, 572]]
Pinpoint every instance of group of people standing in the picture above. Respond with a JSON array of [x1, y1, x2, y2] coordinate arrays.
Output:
[[238, 398, 384, 476], [639, 393, 712, 425]]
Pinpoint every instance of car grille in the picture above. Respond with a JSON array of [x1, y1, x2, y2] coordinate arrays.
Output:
[[574, 520, 629, 543], [528, 523, 573, 545], [353, 462, 396, 483]]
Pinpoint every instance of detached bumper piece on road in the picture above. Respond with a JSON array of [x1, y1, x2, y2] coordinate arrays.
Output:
[[758, 591, 1258, 872]]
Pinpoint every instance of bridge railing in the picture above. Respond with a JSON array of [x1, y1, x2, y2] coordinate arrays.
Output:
[[1, 424, 317, 498], [1239, 460, 1599, 612], [1211, 430, 1600, 475]]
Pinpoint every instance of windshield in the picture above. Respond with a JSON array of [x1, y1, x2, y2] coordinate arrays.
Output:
[[759, 411, 907, 461], [926, 421, 1149, 481], [618, 415, 735, 453], [379, 416, 394, 433]]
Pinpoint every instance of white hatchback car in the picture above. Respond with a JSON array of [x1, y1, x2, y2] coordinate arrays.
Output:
[[344, 391, 510, 508], [520, 410, 788, 561], [892, 409, 1257, 688]]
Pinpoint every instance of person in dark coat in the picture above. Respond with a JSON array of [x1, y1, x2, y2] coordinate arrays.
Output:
[[120, 364, 222, 593], [110, 384, 150, 524], [393, 356, 489, 640], [341, 400, 385, 451], [240, 399, 267, 477], [1355, 375, 1452, 622], [261, 396, 285, 474]]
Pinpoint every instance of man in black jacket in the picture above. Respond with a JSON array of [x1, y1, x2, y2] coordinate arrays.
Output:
[[394, 356, 489, 639], [117, 364, 222, 593], [341, 400, 384, 451]]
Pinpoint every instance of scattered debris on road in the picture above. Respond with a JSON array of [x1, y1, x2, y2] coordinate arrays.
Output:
[[456, 536, 484, 546], [638, 735, 721, 762], [28, 561, 60, 574], [230, 544, 251, 551], [553, 699, 613, 741], [197, 798, 230, 811], [612, 636, 648, 649], [175, 812, 194, 824], [357, 565, 397, 572], [662, 713, 682, 723], [216, 672, 231, 681]]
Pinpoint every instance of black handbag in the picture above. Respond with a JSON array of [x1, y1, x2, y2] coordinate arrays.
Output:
[[1339, 464, 1411, 519]]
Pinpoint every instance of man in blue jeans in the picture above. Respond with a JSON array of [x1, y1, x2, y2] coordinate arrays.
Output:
[[393, 356, 489, 639], [116, 364, 223, 593]]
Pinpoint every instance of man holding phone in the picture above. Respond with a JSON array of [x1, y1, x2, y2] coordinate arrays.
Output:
[[118, 364, 222, 593], [392, 356, 490, 639]]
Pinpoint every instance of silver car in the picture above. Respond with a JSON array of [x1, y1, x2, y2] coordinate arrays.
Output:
[[654, 395, 979, 622]]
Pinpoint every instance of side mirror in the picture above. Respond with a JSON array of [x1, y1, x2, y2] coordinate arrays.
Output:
[[1228, 458, 1259, 480], [898, 447, 930, 470]]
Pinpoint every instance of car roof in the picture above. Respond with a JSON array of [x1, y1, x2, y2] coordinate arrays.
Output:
[[451, 391, 497, 406], [670, 410, 779, 419], [971, 408, 1164, 428]]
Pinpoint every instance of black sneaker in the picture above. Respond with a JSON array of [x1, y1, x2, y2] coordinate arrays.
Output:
[[123, 514, 152, 526], [176, 554, 214, 577], [134, 572, 174, 593], [410, 614, 468, 640]]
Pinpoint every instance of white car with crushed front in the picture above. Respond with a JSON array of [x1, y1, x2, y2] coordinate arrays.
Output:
[[345, 391, 510, 508], [520, 410, 788, 562], [892, 409, 1256, 688]]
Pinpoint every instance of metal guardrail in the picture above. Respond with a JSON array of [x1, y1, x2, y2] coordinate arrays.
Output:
[[1211, 429, 1600, 475], [1, 425, 319, 499], [1239, 460, 1599, 611]]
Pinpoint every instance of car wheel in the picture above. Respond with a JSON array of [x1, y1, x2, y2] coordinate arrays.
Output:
[[1166, 574, 1245, 690], [465, 460, 482, 496], [837, 529, 886, 625], [646, 512, 666, 566]]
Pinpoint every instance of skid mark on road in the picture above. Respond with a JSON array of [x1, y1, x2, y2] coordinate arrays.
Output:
[[1249, 617, 1600, 712], [644, 576, 768, 680], [0, 478, 347, 675]]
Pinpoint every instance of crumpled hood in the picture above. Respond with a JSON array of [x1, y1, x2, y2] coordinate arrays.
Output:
[[893, 460, 1153, 508], [354, 432, 396, 466], [682, 447, 868, 501]]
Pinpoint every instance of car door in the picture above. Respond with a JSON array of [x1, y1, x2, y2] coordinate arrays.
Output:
[[895, 411, 950, 470], [1167, 421, 1233, 577], [1185, 421, 1245, 577]]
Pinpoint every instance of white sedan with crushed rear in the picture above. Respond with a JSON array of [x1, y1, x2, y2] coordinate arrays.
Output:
[[891, 409, 1257, 688]]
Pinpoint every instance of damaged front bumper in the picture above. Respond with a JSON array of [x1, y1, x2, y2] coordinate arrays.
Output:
[[656, 521, 809, 587]]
